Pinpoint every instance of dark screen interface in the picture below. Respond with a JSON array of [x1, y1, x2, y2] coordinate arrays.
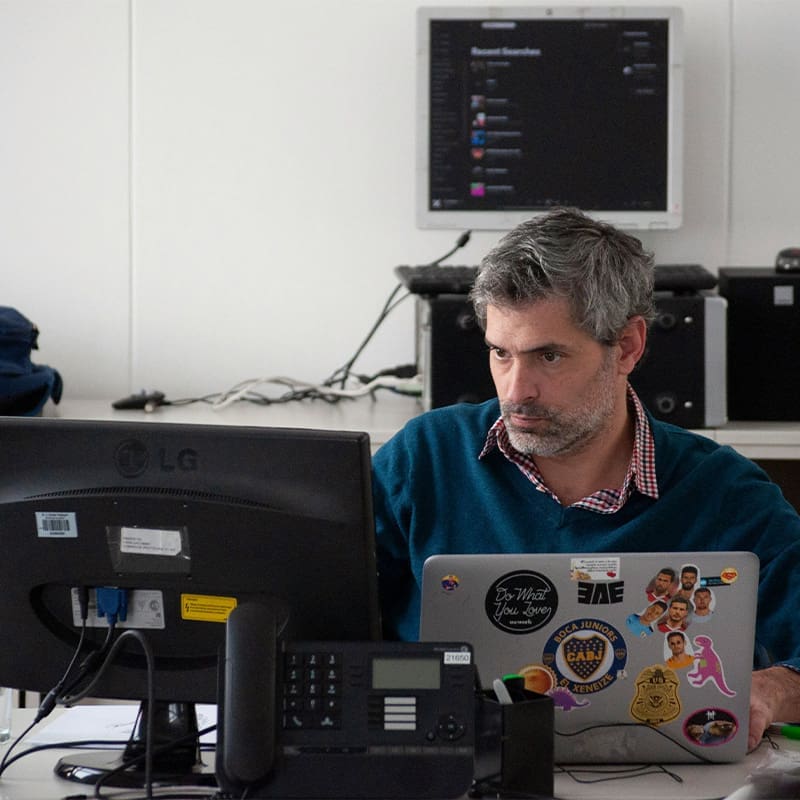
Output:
[[428, 18, 670, 213]]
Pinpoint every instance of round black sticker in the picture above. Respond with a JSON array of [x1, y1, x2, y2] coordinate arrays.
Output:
[[485, 570, 558, 634]]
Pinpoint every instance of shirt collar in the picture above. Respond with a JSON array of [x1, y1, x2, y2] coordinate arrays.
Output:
[[479, 384, 659, 508]]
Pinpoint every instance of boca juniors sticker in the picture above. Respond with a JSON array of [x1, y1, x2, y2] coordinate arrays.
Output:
[[542, 618, 627, 695], [485, 570, 558, 634]]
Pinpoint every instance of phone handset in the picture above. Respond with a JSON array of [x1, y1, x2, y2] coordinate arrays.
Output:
[[217, 600, 289, 791]]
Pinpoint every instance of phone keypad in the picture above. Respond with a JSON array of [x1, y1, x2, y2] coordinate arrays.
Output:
[[282, 651, 342, 730]]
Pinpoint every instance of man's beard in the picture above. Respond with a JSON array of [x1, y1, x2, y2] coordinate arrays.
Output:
[[500, 353, 618, 458]]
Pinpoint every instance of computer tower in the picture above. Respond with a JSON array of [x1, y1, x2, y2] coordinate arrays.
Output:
[[416, 295, 495, 411], [416, 293, 727, 429], [718, 267, 800, 421], [630, 293, 727, 428]]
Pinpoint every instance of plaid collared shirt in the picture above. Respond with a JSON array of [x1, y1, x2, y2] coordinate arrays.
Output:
[[478, 385, 659, 512]]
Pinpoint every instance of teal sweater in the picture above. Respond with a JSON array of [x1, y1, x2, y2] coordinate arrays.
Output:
[[372, 399, 800, 670]]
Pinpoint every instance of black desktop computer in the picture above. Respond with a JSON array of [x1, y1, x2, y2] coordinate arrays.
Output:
[[416, 293, 727, 429], [718, 267, 800, 421]]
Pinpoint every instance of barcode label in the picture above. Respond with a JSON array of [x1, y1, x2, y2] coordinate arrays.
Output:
[[36, 512, 78, 538]]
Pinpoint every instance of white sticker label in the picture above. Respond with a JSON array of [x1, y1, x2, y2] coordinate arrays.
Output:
[[71, 588, 166, 629], [570, 557, 621, 581], [774, 285, 795, 306], [120, 527, 182, 557], [443, 651, 472, 665], [36, 512, 77, 538]]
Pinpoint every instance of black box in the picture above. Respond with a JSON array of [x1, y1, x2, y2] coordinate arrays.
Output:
[[718, 267, 800, 421], [416, 295, 495, 410], [416, 293, 727, 428]]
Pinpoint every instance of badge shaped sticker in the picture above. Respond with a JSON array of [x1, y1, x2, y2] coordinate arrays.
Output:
[[542, 618, 627, 695], [630, 665, 682, 726]]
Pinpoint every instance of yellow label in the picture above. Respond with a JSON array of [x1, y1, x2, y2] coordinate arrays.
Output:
[[181, 593, 237, 622]]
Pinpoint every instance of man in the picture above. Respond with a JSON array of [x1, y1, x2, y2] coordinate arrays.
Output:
[[372, 207, 800, 751], [646, 567, 676, 602], [626, 600, 667, 638], [692, 586, 714, 622], [666, 631, 694, 670], [657, 596, 691, 633], [675, 565, 699, 601]]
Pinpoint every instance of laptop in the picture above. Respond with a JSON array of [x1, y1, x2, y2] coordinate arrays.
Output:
[[420, 552, 759, 764]]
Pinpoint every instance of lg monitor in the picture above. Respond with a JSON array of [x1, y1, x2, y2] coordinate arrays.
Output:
[[416, 5, 684, 231], [0, 417, 380, 787]]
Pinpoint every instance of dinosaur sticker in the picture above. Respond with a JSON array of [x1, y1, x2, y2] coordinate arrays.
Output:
[[687, 635, 736, 697]]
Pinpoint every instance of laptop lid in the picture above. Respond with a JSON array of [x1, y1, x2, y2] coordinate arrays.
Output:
[[420, 552, 758, 764]]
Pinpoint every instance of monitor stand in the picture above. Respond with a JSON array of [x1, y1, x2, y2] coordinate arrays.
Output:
[[54, 699, 216, 788]]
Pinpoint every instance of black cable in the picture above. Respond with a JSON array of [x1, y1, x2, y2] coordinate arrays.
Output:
[[324, 283, 408, 389], [120, 229, 473, 409], [555, 721, 718, 765], [59, 622, 118, 702], [92, 723, 217, 800], [429, 229, 472, 266], [324, 229, 472, 389], [0, 737, 132, 778]]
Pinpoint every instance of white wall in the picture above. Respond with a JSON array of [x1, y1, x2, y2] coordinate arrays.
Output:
[[0, 0, 797, 401]]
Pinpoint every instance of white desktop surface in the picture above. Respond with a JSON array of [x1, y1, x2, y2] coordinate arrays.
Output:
[[42, 395, 800, 460], [43, 393, 424, 451], [1, 707, 798, 800]]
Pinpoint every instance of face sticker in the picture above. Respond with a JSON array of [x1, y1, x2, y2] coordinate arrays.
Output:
[[686, 635, 736, 697], [690, 586, 715, 623], [663, 630, 695, 670], [440, 574, 460, 592], [517, 663, 557, 695], [485, 570, 558, 634], [542, 618, 627, 695], [629, 665, 682, 726], [683, 708, 739, 747], [625, 600, 668, 639]]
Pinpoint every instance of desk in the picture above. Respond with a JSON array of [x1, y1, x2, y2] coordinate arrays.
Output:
[[41, 397, 800, 460], [0, 708, 798, 800], [43, 394, 423, 452]]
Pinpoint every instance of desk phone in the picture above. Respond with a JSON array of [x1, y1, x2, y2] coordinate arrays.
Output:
[[216, 603, 476, 799]]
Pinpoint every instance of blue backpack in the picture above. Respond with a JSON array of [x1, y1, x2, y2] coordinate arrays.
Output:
[[0, 306, 63, 416]]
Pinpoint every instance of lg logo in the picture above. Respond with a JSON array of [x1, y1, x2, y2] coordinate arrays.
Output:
[[114, 439, 199, 478]]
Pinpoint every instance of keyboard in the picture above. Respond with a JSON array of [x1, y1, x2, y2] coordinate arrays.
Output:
[[395, 262, 717, 295], [653, 264, 718, 292], [394, 264, 478, 295]]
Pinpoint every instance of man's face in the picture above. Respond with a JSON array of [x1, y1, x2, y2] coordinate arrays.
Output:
[[653, 572, 672, 594], [681, 570, 698, 591], [694, 590, 711, 611], [668, 634, 685, 656], [485, 297, 624, 458], [668, 600, 689, 623], [642, 604, 664, 624]]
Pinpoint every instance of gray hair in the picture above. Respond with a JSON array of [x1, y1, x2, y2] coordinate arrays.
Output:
[[470, 207, 656, 344]]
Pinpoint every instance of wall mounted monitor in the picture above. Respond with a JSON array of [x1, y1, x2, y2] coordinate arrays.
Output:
[[416, 6, 684, 231]]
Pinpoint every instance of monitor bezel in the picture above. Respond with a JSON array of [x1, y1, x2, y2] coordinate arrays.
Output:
[[415, 5, 685, 231]]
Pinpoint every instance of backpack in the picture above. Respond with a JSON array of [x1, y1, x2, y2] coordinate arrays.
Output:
[[0, 306, 63, 416]]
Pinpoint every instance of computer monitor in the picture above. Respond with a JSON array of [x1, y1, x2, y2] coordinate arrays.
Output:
[[0, 416, 380, 786], [416, 5, 684, 231]]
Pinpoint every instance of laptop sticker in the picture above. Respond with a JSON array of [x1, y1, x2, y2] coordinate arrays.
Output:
[[630, 665, 682, 725], [485, 570, 558, 634], [542, 618, 628, 695], [683, 708, 739, 747], [686, 635, 737, 696]]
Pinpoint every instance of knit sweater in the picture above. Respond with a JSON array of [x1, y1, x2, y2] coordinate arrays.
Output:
[[371, 398, 800, 670]]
